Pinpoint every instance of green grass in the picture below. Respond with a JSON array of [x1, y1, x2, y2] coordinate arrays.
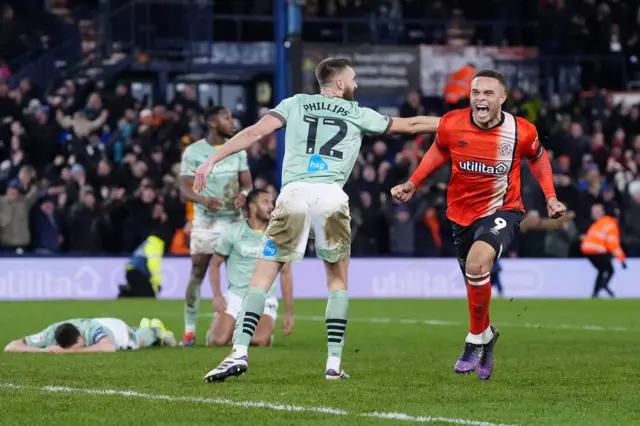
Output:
[[0, 299, 639, 425]]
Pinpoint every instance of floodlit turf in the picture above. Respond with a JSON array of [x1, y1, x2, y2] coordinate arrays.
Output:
[[0, 298, 639, 425]]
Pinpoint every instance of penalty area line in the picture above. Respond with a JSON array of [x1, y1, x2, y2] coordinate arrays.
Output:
[[0, 383, 517, 426]]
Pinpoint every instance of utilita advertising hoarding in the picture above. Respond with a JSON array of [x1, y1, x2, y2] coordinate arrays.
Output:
[[0, 258, 637, 300]]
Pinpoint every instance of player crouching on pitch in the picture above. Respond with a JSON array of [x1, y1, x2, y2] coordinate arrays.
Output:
[[205, 188, 294, 347], [4, 317, 177, 353]]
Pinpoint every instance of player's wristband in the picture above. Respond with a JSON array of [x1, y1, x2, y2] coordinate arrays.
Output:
[[241, 189, 249, 197]]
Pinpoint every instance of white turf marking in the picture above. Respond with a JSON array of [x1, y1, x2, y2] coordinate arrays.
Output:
[[0, 383, 516, 426], [265, 315, 638, 333], [199, 312, 633, 332]]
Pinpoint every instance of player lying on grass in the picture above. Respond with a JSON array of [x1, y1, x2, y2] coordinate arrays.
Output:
[[4, 317, 176, 353], [194, 57, 439, 382], [206, 188, 294, 347]]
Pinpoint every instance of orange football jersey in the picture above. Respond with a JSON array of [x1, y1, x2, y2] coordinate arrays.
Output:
[[436, 108, 542, 227]]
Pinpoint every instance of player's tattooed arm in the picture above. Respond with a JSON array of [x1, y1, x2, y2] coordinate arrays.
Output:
[[208, 115, 282, 167], [194, 115, 283, 193], [386, 116, 440, 135]]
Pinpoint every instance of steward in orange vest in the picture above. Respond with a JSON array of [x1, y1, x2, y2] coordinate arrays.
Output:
[[444, 63, 476, 108], [580, 204, 627, 298]]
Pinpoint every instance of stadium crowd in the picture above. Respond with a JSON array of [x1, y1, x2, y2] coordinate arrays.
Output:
[[1, 74, 640, 259], [2, 0, 640, 258]]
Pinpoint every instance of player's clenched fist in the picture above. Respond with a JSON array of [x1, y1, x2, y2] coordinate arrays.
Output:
[[546, 197, 567, 219], [391, 181, 416, 203]]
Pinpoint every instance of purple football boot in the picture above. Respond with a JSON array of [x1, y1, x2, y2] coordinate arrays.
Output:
[[477, 325, 499, 380], [454, 341, 484, 374]]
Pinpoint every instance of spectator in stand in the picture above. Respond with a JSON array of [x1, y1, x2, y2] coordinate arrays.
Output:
[[3, 37, 640, 261], [32, 194, 64, 254], [0, 178, 38, 252]]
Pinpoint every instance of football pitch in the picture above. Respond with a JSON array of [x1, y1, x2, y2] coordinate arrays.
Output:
[[0, 298, 638, 425]]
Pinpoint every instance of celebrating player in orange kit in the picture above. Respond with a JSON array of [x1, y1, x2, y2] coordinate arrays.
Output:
[[391, 69, 566, 380]]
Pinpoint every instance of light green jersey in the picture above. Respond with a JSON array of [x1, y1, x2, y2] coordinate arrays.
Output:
[[269, 94, 391, 188], [180, 138, 249, 221], [216, 221, 278, 299], [24, 318, 115, 348]]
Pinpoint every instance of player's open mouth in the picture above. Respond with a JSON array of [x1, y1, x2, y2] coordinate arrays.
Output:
[[475, 105, 489, 118]]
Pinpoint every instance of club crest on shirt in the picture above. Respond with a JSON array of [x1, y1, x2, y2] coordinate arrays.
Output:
[[499, 142, 513, 156]]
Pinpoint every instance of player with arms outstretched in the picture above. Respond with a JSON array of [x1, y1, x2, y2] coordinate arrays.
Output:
[[179, 106, 253, 347], [194, 57, 440, 382], [392, 69, 566, 380], [206, 188, 294, 347]]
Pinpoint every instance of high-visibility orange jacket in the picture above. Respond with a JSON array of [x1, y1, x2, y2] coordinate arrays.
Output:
[[581, 216, 626, 262], [444, 65, 475, 104], [169, 229, 190, 254], [186, 200, 194, 222]]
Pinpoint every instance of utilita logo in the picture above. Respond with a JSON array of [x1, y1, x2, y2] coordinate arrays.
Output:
[[458, 160, 509, 175]]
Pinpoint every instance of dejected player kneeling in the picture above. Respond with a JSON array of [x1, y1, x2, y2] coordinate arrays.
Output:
[[205, 188, 294, 348], [392, 69, 566, 380]]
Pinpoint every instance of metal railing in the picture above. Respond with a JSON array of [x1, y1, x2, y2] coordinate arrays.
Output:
[[8, 36, 82, 90], [494, 56, 628, 98], [103, 1, 539, 54], [7, 5, 91, 90], [7, 0, 629, 98]]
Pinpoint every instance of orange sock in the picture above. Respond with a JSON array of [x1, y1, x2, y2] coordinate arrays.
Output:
[[465, 272, 491, 335]]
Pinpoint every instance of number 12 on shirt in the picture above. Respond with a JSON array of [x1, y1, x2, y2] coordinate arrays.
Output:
[[303, 115, 346, 159]]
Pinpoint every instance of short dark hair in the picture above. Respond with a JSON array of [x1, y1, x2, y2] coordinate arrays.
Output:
[[204, 106, 228, 123], [54, 323, 81, 348], [315, 58, 352, 87], [247, 188, 269, 207], [472, 69, 506, 88]]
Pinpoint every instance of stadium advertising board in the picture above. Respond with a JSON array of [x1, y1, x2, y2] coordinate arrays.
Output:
[[190, 42, 274, 68], [0, 258, 637, 300], [419, 46, 539, 96], [302, 44, 421, 95]]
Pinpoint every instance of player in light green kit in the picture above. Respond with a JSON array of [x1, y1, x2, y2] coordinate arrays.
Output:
[[195, 58, 439, 382], [4, 317, 176, 353], [206, 188, 294, 347], [179, 106, 253, 347]]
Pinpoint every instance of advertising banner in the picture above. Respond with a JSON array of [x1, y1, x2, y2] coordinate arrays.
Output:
[[0, 258, 637, 300], [419, 46, 539, 96], [302, 44, 421, 95], [190, 42, 274, 70]]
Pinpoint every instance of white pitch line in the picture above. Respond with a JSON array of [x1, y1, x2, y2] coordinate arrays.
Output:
[[199, 312, 637, 333], [0, 383, 517, 426], [278, 315, 639, 333]]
